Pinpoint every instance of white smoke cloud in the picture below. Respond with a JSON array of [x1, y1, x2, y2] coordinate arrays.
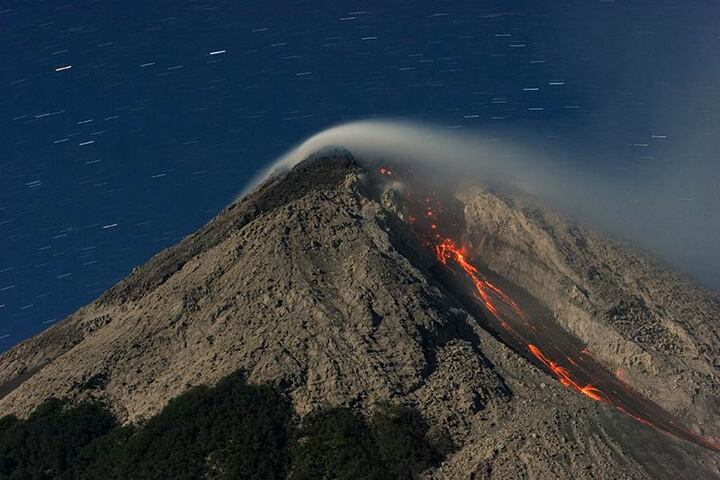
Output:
[[245, 119, 719, 289], [250, 120, 575, 197]]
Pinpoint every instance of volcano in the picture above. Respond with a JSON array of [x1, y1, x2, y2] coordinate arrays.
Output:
[[0, 151, 718, 479]]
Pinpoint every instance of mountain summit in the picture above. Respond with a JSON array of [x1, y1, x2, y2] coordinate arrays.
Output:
[[1, 152, 718, 479]]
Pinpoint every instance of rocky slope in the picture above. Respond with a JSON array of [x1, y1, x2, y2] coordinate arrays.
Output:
[[459, 185, 720, 440], [0, 151, 718, 479]]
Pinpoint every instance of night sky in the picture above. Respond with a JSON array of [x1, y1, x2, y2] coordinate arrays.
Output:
[[1, 1, 718, 351]]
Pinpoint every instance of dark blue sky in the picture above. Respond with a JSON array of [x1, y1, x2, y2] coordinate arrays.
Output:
[[1, 0, 718, 351]]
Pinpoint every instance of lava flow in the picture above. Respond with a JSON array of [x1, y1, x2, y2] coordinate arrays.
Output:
[[435, 238, 611, 404], [377, 165, 720, 453]]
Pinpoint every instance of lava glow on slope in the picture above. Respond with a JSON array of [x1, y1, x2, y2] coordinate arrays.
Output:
[[378, 166, 720, 453], [435, 238, 609, 403]]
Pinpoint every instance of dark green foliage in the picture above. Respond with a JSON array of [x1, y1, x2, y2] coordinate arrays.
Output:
[[73, 425, 137, 478], [369, 404, 443, 478], [0, 398, 116, 479], [0, 373, 446, 480], [290, 405, 442, 480], [115, 372, 293, 479], [0, 374, 293, 480], [290, 408, 386, 480]]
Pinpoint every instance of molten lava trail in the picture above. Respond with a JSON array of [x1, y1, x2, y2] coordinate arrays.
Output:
[[377, 166, 720, 452], [434, 232, 720, 452]]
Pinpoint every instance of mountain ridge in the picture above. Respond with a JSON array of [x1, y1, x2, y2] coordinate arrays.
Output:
[[0, 152, 718, 479]]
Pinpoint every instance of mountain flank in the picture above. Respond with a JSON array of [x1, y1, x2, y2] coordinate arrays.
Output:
[[0, 151, 718, 479]]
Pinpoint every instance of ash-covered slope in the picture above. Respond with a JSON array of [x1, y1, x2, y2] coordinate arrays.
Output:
[[459, 186, 720, 440], [0, 152, 718, 479]]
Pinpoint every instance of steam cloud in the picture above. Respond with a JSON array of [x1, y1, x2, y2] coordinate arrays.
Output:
[[249, 120, 719, 289]]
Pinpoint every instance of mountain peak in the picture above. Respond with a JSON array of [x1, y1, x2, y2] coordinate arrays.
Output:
[[1, 152, 718, 478]]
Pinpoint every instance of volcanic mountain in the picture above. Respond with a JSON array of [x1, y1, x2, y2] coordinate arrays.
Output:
[[1, 151, 718, 479]]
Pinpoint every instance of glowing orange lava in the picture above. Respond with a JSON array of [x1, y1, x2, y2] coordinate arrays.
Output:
[[377, 166, 720, 452], [432, 234, 720, 452], [435, 238, 611, 402], [435, 239, 525, 320], [527, 344, 609, 403]]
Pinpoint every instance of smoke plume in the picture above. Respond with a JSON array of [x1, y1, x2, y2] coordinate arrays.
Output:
[[249, 120, 718, 289]]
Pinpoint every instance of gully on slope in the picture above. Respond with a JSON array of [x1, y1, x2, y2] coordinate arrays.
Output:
[[376, 165, 719, 453]]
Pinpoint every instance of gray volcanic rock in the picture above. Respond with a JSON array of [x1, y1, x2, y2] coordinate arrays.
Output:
[[459, 185, 720, 440], [0, 152, 718, 479]]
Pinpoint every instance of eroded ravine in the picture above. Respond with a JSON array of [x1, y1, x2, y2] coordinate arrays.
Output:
[[376, 165, 720, 453]]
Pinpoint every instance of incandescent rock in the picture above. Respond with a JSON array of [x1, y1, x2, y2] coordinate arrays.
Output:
[[0, 151, 718, 479]]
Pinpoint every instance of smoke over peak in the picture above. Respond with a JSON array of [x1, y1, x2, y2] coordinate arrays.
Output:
[[251, 120, 718, 289]]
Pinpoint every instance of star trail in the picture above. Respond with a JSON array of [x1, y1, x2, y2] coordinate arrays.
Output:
[[1, 1, 718, 350]]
